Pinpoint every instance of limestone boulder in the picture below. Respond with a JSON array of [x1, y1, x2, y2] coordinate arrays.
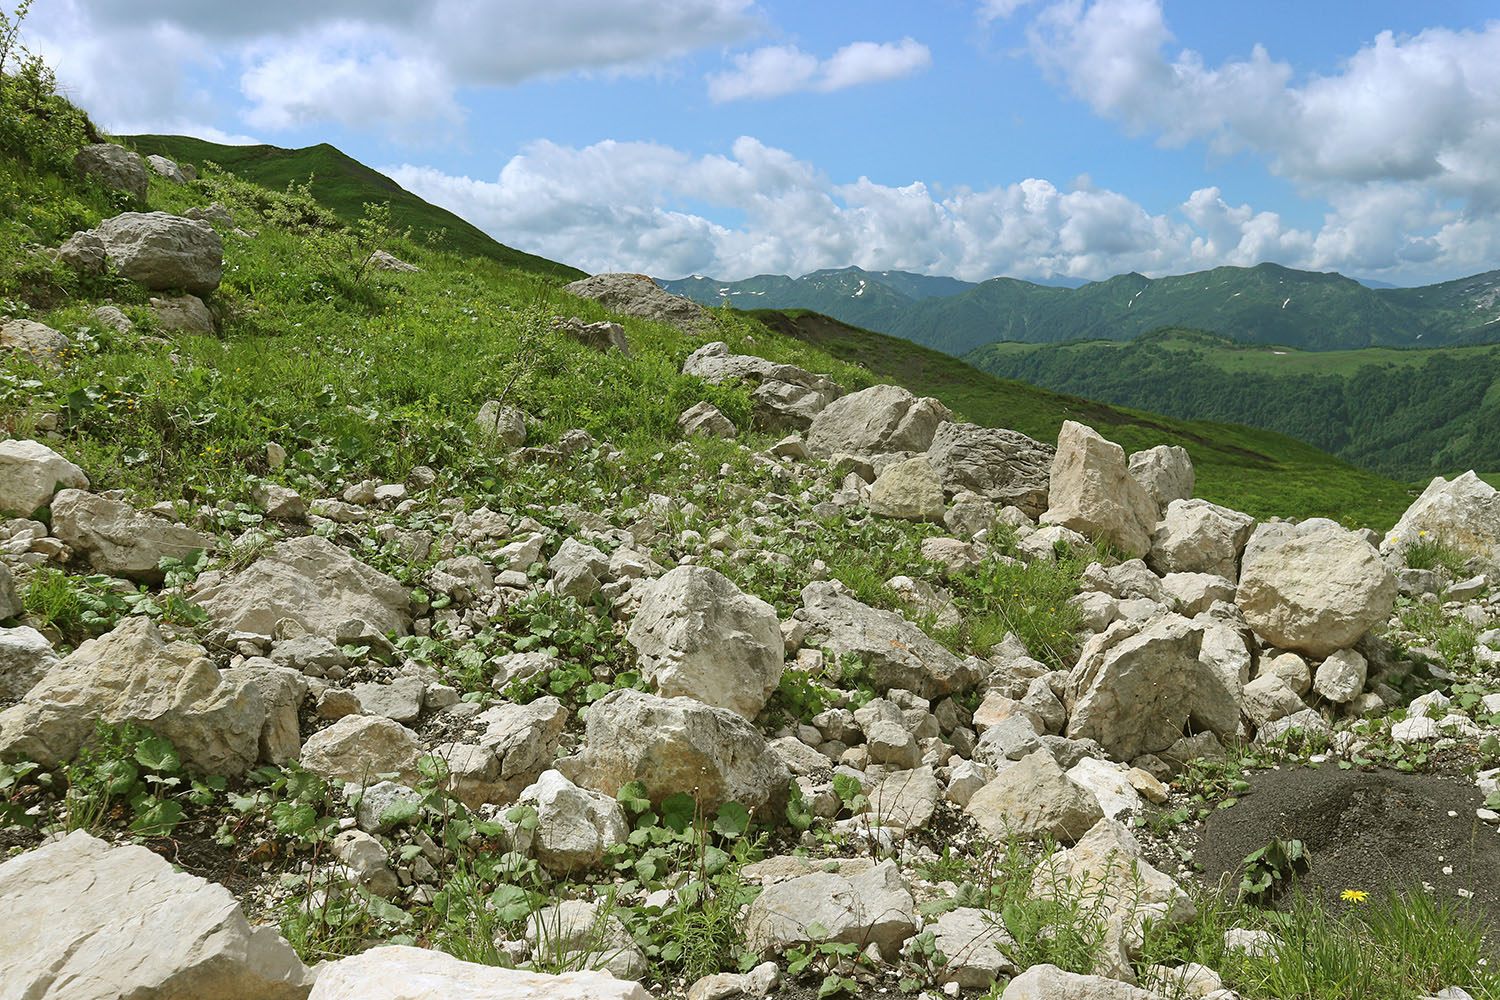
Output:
[[51, 489, 214, 581], [1128, 444, 1195, 517], [806, 383, 952, 458], [1382, 471, 1500, 575], [1236, 519, 1397, 657], [192, 535, 412, 640], [925, 421, 1054, 518], [1043, 421, 1158, 558], [151, 292, 216, 333], [0, 564, 18, 620], [556, 317, 630, 355], [0, 831, 313, 1000], [928, 906, 1017, 988], [565, 272, 708, 332], [744, 858, 916, 960], [0, 626, 60, 700], [1032, 817, 1196, 937], [1193, 623, 1250, 736], [964, 750, 1104, 843], [867, 454, 946, 522], [307, 945, 651, 1000], [73, 143, 148, 199], [0, 616, 264, 774], [525, 900, 649, 981], [94, 211, 223, 293], [569, 689, 789, 819], [1148, 499, 1256, 581], [54, 231, 107, 274], [1000, 963, 1160, 999], [476, 400, 528, 446], [800, 580, 980, 699], [517, 770, 629, 873], [682, 341, 842, 431], [1066, 615, 1208, 760], [146, 153, 187, 184], [300, 715, 423, 786], [677, 401, 737, 439], [628, 565, 783, 719], [1314, 648, 1368, 704], [750, 378, 837, 432], [473, 696, 569, 802], [0, 439, 88, 515], [1, 318, 70, 366]]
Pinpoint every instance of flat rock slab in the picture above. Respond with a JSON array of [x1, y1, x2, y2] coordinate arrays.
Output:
[[744, 857, 916, 961], [0, 830, 313, 1000], [308, 944, 653, 999]]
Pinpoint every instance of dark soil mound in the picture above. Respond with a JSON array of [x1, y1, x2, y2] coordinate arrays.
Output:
[[1192, 765, 1500, 947]]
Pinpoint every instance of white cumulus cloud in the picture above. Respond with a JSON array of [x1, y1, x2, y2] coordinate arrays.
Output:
[[707, 38, 931, 102]]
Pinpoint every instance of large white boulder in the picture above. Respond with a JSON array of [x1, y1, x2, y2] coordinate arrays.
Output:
[[1128, 444, 1194, 517], [627, 565, 783, 719], [925, 421, 1054, 518], [1043, 421, 1158, 558], [94, 211, 223, 293], [0, 625, 60, 700], [867, 455, 947, 522], [192, 535, 412, 639], [1066, 615, 1213, 760], [1031, 817, 1196, 936], [1236, 519, 1396, 658], [800, 580, 979, 699], [515, 769, 629, 873], [0, 831, 313, 1000], [73, 144, 149, 199], [300, 715, 424, 786], [1147, 498, 1256, 581], [307, 944, 652, 999], [744, 858, 916, 961], [0, 439, 88, 515], [0, 616, 264, 775], [567, 689, 790, 819], [51, 488, 214, 581], [1382, 470, 1500, 575], [964, 750, 1104, 843], [806, 383, 952, 458]]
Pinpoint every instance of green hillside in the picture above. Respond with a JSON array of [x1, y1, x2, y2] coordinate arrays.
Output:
[[747, 310, 1414, 526], [667, 261, 1500, 355], [123, 135, 584, 281], [967, 328, 1500, 482]]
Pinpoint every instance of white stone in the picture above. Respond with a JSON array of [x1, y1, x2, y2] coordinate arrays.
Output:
[[1042, 421, 1158, 558], [307, 945, 651, 999], [1313, 648, 1368, 704], [0, 439, 88, 515]]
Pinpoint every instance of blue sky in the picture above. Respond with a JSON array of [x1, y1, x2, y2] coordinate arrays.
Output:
[[23, 1, 1500, 285]]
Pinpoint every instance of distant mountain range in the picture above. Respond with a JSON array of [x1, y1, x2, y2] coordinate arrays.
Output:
[[660, 262, 1500, 354]]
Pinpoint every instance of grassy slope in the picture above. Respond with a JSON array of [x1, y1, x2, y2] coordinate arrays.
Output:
[[123, 135, 585, 281], [749, 309, 1415, 528], [967, 328, 1500, 482]]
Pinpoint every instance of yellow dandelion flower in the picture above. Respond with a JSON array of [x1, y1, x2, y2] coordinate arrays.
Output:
[[1341, 888, 1369, 903]]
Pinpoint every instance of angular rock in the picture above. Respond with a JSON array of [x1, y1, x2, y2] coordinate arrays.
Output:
[[677, 401, 737, 439], [682, 341, 841, 431], [1033, 817, 1196, 936], [1000, 963, 1159, 999], [1066, 757, 1146, 820], [801, 580, 978, 699], [1, 318, 70, 366], [51, 488, 214, 581], [151, 292, 216, 333], [476, 696, 569, 802], [744, 858, 916, 960], [525, 899, 649, 981], [0, 439, 89, 515], [0, 626, 58, 700], [965, 750, 1104, 843], [1382, 471, 1500, 575], [926, 421, 1054, 518], [1043, 421, 1158, 558], [1159, 572, 1236, 617], [750, 378, 835, 432], [0, 831, 313, 1000], [565, 272, 708, 332], [1314, 648, 1368, 704], [300, 715, 423, 786], [307, 945, 651, 1000], [0, 616, 263, 775], [353, 677, 425, 723], [1236, 519, 1396, 658], [569, 689, 789, 818], [225, 664, 306, 765], [928, 906, 1017, 988], [867, 455, 946, 522], [94, 211, 223, 293], [192, 535, 412, 640], [628, 565, 783, 719], [806, 383, 952, 458], [556, 316, 630, 355], [1193, 623, 1250, 736], [517, 769, 629, 873], [1066, 615, 1206, 760], [146, 153, 187, 184], [54, 230, 107, 274], [331, 829, 398, 899], [1148, 499, 1256, 581], [1241, 673, 1304, 729], [1128, 445, 1194, 517], [476, 400, 528, 447], [945, 491, 999, 540], [867, 765, 941, 830], [74, 143, 148, 199]]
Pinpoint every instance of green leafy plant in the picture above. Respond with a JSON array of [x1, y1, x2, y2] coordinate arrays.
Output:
[[1238, 838, 1311, 906]]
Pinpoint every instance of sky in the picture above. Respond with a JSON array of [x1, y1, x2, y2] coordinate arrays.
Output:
[[19, 0, 1500, 286]]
